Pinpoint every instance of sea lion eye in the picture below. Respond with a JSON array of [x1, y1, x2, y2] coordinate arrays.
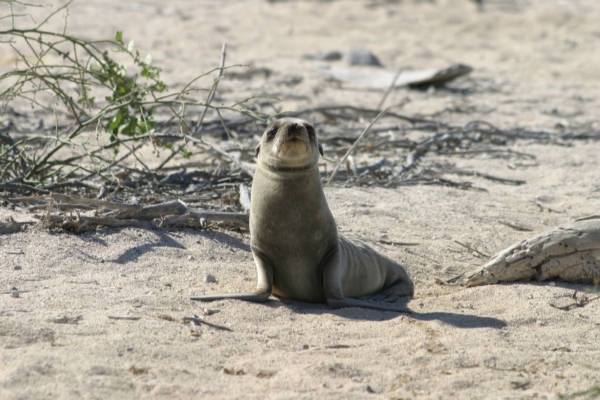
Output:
[[266, 127, 278, 141]]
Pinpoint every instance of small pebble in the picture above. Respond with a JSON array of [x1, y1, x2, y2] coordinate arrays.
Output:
[[202, 308, 220, 316], [317, 50, 343, 61], [302, 50, 342, 61], [11, 287, 19, 298], [204, 273, 217, 284]]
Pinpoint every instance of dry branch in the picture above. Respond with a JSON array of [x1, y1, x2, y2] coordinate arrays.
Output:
[[8, 194, 248, 233], [0, 217, 29, 234], [325, 109, 388, 186]]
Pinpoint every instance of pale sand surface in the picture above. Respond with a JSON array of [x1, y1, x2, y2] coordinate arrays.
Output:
[[1, 1, 600, 399]]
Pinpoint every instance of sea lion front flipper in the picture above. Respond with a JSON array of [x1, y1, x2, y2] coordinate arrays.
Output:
[[190, 291, 271, 302], [190, 252, 273, 303]]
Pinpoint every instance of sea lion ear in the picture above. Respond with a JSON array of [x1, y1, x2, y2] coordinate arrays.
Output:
[[318, 144, 324, 156], [255, 144, 260, 157]]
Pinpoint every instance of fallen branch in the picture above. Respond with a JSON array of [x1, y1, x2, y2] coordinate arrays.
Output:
[[182, 315, 233, 332], [548, 292, 600, 311], [0, 217, 30, 234], [8, 194, 248, 233]]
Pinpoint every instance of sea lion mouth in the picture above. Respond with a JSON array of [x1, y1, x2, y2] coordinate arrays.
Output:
[[265, 140, 315, 172]]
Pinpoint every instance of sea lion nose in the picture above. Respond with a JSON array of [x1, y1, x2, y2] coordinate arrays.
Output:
[[287, 123, 304, 137]]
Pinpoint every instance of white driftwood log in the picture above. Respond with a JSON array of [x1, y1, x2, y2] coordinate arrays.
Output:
[[315, 63, 472, 89], [466, 218, 600, 287]]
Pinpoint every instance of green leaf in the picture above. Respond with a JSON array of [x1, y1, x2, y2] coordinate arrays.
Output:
[[107, 110, 124, 134], [181, 149, 193, 159], [115, 31, 123, 44]]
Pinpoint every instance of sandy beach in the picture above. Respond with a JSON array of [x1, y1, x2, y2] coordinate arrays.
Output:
[[1, 1, 599, 399]]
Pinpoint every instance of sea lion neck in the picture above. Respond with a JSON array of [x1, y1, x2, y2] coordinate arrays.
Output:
[[260, 160, 319, 175]]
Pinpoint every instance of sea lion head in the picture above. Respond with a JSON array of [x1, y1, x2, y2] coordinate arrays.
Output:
[[256, 118, 323, 171]]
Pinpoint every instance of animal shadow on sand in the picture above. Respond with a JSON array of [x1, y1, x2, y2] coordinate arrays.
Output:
[[260, 298, 507, 329], [101, 228, 504, 329]]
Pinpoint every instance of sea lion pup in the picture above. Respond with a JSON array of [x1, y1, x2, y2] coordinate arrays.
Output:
[[191, 118, 414, 311]]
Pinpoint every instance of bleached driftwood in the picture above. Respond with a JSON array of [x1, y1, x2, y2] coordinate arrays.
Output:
[[466, 218, 600, 287], [315, 63, 472, 89]]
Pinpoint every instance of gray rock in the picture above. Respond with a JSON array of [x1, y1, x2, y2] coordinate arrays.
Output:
[[203, 273, 218, 284], [346, 48, 383, 67]]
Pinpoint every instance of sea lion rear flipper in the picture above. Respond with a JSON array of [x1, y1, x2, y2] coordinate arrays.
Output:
[[326, 296, 411, 313], [322, 247, 411, 313]]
